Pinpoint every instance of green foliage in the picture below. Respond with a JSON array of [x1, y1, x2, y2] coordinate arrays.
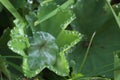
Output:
[[0, 0, 81, 79], [114, 51, 120, 80], [0, 55, 11, 80], [68, 0, 120, 78], [0, 0, 120, 80]]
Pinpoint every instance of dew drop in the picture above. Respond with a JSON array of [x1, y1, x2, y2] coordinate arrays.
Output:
[[57, 5, 60, 7], [10, 47, 14, 50], [27, 0, 33, 4], [70, 5, 74, 9], [55, 71, 58, 74], [116, 5, 119, 8], [35, 70, 39, 75], [24, 35, 28, 37]]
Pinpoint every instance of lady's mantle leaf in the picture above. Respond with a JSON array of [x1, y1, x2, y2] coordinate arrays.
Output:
[[7, 1, 82, 78], [56, 30, 82, 53], [8, 19, 29, 56], [69, 0, 120, 77], [23, 31, 59, 78], [35, 0, 74, 26], [48, 52, 69, 76]]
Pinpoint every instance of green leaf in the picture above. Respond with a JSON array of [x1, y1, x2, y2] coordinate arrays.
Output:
[[26, 8, 75, 38], [23, 31, 59, 78], [34, 0, 74, 26], [114, 51, 120, 80], [48, 52, 69, 76], [8, 19, 29, 56], [37, 9, 75, 37], [0, 28, 10, 47], [26, 0, 75, 37], [10, 19, 26, 38], [8, 37, 29, 56], [72, 0, 109, 36], [37, 1, 57, 20], [69, 0, 120, 78], [105, 0, 120, 28], [55, 0, 66, 5], [0, 28, 23, 80], [9, 0, 26, 9], [7, 1, 82, 78], [56, 30, 82, 53], [73, 77, 111, 80]]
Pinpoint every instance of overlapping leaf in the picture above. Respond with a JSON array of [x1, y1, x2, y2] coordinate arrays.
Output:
[[8, 0, 82, 78], [8, 19, 30, 56], [68, 0, 120, 78], [23, 31, 59, 77], [9, 0, 26, 9]]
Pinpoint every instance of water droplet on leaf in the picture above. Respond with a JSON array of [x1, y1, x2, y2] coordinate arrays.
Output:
[[70, 5, 74, 9], [27, 0, 33, 4]]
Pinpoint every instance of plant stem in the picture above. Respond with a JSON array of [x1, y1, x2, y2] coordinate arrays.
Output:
[[79, 32, 96, 72], [105, 0, 120, 28], [0, 0, 24, 22], [6, 61, 23, 73], [0, 56, 23, 59]]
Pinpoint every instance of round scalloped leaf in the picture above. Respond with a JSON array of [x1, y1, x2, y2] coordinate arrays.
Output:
[[8, 37, 29, 56], [48, 52, 69, 76], [39, 9, 75, 37], [8, 19, 29, 56], [56, 30, 82, 53], [72, 0, 109, 36], [11, 19, 26, 38], [23, 31, 59, 78], [69, 0, 120, 77], [10, 25, 25, 39], [34, 0, 75, 37]]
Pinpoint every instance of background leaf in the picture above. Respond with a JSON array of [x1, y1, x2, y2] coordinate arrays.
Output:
[[114, 51, 120, 80], [68, 0, 120, 78]]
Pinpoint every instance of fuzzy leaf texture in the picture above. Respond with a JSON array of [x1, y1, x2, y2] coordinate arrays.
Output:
[[8, 0, 82, 78]]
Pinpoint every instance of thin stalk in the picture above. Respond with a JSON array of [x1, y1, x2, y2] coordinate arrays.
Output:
[[105, 0, 120, 28], [79, 32, 96, 71], [0, 0, 24, 22], [5, 61, 23, 73], [0, 56, 23, 59]]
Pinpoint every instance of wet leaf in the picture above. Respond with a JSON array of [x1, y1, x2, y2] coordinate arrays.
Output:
[[23, 31, 59, 77]]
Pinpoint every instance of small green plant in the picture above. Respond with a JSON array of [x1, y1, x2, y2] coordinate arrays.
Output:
[[0, 0, 120, 80]]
